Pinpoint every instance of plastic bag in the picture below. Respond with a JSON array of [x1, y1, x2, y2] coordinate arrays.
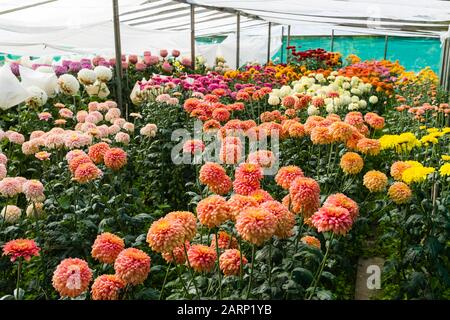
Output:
[[19, 65, 58, 97], [0, 64, 29, 111]]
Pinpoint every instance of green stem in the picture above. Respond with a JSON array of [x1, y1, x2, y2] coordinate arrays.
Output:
[[183, 243, 200, 299], [238, 238, 244, 290], [215, 230, 223, 299], [15, 260, 22, 300], [172, 253, 189, 297], [268, 240, 272, 299], [246, 245, 256, 299], [307, 233, 334, 300], [159, 263, 171, 300]]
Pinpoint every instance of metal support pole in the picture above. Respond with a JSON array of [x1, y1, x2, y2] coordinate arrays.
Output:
[[330, 29, 335, 51], [236, 13, 240, 69], [280, 26, 285, 63], [112, 0, 123, 111], [267, 22, 272, 64], [439, 37, 450, 90], [190, 4, 195, 69], [287, 25, 291, 63], [383, 35, 389, 60]]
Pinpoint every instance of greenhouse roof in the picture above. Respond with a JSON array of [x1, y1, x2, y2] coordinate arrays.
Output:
[[0, 0, 448, 57], [0, 0, 448, 35]]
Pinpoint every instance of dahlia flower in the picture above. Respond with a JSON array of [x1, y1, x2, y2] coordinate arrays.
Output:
[[275, 166, 304, 190], [388, 182, 412, 204], [22, 179, 45, 202], [77, 69, 96, 86], [300, 236, 321, 249], [187, 244, 217, 272], [310, 206, 353, 235], [232, 179, 260, 196], [91, 274, 125, 300], [227, 194, 258, 221], [104, 148, 127, 171], [219, 143, 242, 164], [0, 178, 22, 198], [52, 258, 92, 297], [323, 193, 359, 221], [57, 74, 80, 96], [390, 161, 413, 181], [329, 121, 353, 142], [440, 163, 450, 176], [88, 142, 110, 164], [114, 248, 151, 285], [7, 132, 25, 145], [289, 177, 321, 218], [146, 217, 185, 253], [2, 238, 40, 262], [66, 150, 87, 162], [0, 152, 7, 165], [74, 162, 103, 184], [357, 138, 381, 156], [340, 152, 364, 175], [311, 126, 332, 145], [236, 207, 277, 245], [199, 162, 232, 195], [288, 122, 306, 138], [115, 132, 130, 145], [25, 86, 47, 108], [165, 211, 197, 241], [140, 124, 158, 137], [94, 66, 113, 82], [249, 189, 274, 204], [219, 249, 248, 276], [212, 108, 230, 122], [0, 164, 6, 180], [196, 195, 229, 228], [363, 170, 388, 192], [402, 166, 435, 184], [261, 201, 296, 239], [235, 163, 263, 184], [91, 232, 125, 264]]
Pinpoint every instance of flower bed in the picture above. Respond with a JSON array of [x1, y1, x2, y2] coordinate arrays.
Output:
[[0, 49, 449, 300]]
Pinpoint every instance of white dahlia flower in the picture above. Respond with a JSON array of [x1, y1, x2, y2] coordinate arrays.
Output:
[[57, 74, 80, 96], [94, 66, 113, 82]]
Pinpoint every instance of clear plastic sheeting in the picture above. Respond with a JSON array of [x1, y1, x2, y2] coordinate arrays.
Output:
[[198, 25, 283, 68], [19, 65, 57, 97], [0, 64, 29, 111], [186, 0, 449, 36], [0, 21, 191, 57]]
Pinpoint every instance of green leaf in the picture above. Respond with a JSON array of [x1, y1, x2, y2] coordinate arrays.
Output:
[[292, 267, 314, 285]]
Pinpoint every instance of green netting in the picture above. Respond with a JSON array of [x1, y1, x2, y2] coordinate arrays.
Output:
[[276, 36, 440, 73]]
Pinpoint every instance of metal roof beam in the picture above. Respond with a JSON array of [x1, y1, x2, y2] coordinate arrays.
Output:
[[129, 7, 209, 26], [172, 0, 262, 21], [0, 0, 58, 16]]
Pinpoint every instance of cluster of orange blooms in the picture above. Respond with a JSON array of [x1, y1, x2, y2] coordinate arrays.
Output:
[[66, 145, 127, 183], [183, 94, 245, 122], [338, 60, 398, 95]]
